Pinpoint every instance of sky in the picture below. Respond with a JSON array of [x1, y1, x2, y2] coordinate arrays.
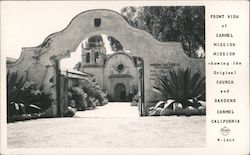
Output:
[[1, 1, 129, 69], [1, 1, 188, 57], [1, 1, 205, 69]]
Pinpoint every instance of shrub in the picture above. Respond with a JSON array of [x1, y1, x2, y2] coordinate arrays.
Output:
[[153, 67, 205, 109], [69, 87, 87, 110], [80, 78, 108, 106], [7, 71, 52, 122], [64, 106, 76, 117], [68, 77, 108, 111]]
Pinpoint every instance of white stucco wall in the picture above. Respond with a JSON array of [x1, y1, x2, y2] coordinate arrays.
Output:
[[103, 52, 138, 100], [81, 66, 104, 88]]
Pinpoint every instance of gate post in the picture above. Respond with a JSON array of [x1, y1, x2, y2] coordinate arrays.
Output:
[[136, 57, 146, 116], [141, 58, 146, 116], [55, 59, 62, 117]]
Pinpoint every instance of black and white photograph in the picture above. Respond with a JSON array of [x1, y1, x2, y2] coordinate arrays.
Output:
[[1, 1, 249, 155]]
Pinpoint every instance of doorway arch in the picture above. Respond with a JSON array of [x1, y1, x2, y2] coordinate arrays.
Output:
[[114, 83, 126, 102]]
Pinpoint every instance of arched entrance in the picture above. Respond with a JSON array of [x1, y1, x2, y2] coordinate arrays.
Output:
[[8, 9, 205, 117], [114, 83, 126, 101]]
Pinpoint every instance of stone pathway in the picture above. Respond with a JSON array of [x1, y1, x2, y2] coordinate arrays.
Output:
[[7, 102, 206, 148]]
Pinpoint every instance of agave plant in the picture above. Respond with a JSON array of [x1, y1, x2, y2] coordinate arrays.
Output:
[[7, 71, 51, 122], [7, 71, 25, 104], [153, 67, 205, 108], [8, 102, 26, 117]]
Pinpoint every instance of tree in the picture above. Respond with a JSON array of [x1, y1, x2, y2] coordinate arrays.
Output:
[[121, 6, 205, 58], [107, 36, 123, 52]]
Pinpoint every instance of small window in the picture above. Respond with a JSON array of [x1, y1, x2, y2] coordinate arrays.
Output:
[[86, 53, 90, 63], [94, 18, 101, 27], [94, 52, 99, 63]]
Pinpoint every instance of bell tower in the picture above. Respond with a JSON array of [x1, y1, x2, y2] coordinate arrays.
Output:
[[81, 35, 106, 66]]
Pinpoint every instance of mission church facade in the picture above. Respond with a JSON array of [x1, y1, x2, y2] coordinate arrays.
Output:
[[78, 35, 139, 102]]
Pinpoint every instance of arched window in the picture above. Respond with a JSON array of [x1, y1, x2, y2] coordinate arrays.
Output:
[[86, 53, 90, 63], [94, 52, 99, 63]]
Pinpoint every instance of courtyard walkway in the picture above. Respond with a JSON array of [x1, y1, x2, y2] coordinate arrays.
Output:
[[76, 102, 139, 118], [7, 102, 206, 148]]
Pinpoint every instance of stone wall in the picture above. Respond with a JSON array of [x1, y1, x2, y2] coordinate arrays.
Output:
[[7, 9, 205, 116]]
